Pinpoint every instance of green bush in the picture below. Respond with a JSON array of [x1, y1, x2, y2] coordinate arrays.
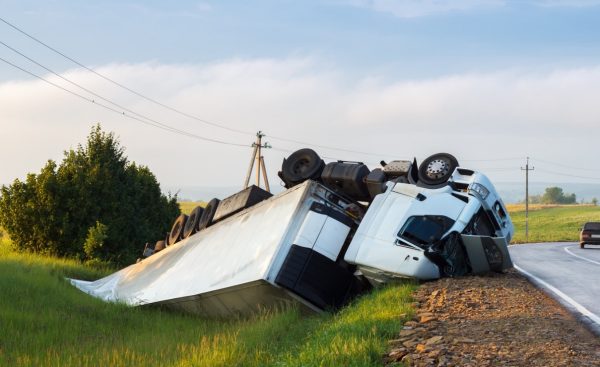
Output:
[[0, 125, 180, 265], [83, 221, 108, 260]]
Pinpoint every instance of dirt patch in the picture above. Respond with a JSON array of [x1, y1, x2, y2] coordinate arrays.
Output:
[[385, 270, 600, 366]]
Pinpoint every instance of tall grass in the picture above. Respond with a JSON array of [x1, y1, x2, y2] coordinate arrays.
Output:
[[0, 237, 414, 367]]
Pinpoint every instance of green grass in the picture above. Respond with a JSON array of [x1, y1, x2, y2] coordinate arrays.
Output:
[[0, 237, 414, 367], [508, 204, 600, 243]]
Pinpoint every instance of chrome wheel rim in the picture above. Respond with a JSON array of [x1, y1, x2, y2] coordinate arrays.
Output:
[[426, 159, 450, 180]]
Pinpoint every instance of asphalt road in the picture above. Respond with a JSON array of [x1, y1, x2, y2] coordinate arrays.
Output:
[[509, 242, 600, 335]]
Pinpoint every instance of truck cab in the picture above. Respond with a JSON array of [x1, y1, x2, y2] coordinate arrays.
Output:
[[344, 167, 514, 283]]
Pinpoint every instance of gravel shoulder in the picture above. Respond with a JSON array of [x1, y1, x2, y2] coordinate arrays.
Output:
[[384, 270, 600, 367]]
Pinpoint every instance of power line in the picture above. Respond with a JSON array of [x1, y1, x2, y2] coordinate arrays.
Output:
[[0, 17, 556, 163], [267, 135, 406, 159], [474, 168, 518, 172], [535, 168, 600, 181], [531, 157, 600, 172], [0, 56, 249, 148], [0, 39, 198, 138], [0, 17, 473, 160], [0, 33, 400, 160], [6, 17, 598, 169], [462, 157, 523, 162], [0, 16, 255, 137], [0, 16, 413, 158]]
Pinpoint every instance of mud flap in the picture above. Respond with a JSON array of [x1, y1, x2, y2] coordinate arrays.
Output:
[[461, 235, 512, 274]]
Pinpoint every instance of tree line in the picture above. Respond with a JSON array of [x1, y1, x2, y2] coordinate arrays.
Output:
[[0, 125, 180, 266], [527, 186, 598, 205]]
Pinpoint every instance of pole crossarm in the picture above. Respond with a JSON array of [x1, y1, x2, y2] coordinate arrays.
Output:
[[243, 131, 271, 192]]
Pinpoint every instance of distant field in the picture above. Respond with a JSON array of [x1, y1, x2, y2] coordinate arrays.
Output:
[[507, 204, 600, 243], [505, 203, 596, 212], [0, 236, 414, 367], [178, 201, 206, 215]]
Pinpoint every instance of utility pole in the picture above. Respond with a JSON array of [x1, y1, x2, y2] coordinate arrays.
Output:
[[521, 157, 534, 242], [243, 131, 272, 192]]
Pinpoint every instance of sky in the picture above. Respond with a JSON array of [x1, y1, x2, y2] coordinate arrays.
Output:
[[2, 0, 600, 199]]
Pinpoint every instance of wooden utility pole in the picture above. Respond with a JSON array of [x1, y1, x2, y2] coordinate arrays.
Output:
[[521, 157, 534, 242], [243, 131, 271, 192]]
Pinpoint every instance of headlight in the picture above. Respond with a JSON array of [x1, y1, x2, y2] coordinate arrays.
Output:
[[469, 183, 489, 200]]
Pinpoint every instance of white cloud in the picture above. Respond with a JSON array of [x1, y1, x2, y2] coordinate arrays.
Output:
[[1, 58, 600, 192], [534, 0, 600, 7], [346, 0, 505, 18]]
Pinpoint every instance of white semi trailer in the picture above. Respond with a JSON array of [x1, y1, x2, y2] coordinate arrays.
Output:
[[71, 150, 514, 317], [71, 181, 367, 317]]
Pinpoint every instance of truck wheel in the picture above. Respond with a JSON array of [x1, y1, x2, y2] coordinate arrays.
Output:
[[168, 214, 188, 246], [580, 242, 585, 249], [183, 206, 204, 239], [197, 198, 220, 231], [280, 148, 325, 187], [418, 153, 459, 186], [154, 240, 166, 252]]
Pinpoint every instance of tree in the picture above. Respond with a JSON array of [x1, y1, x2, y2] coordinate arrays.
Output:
[[0, 125, 180, 265], [541, 186, 577, 204], [592, 197, 598, 206]]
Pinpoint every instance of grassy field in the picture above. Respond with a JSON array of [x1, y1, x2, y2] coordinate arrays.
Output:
[[507, 204, 600, 243], [178, 201, 206, 215], [0, 234, 414, 367]]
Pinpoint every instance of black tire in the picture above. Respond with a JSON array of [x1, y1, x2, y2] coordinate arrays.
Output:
[[280, 148, 325, 187], [418, 153, 459, 186], [197, 198, 220, 231], [183, 206, 204, 239], [580, 242, 585, 249], [168, 214, 188, 246], [154, 240, 166, 252]]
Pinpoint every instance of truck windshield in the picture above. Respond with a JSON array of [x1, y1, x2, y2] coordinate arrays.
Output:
[[398, 215, 455, 248]]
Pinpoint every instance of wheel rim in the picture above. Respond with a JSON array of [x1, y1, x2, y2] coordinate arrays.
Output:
[[425, 158, 450, 180]]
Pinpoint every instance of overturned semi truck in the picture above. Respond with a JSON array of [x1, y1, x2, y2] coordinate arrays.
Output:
[[71, 150, 514, 317]]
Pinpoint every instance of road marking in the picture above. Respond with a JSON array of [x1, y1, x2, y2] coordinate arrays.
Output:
[[514, 264, 600, 327], [564, 246, 600, 266]]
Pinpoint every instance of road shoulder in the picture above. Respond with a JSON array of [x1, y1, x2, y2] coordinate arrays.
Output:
[[385, 271, 600, 366]]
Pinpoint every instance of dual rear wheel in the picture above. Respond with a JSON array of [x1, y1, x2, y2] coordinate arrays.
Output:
[[167, 198, 221, 247]]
